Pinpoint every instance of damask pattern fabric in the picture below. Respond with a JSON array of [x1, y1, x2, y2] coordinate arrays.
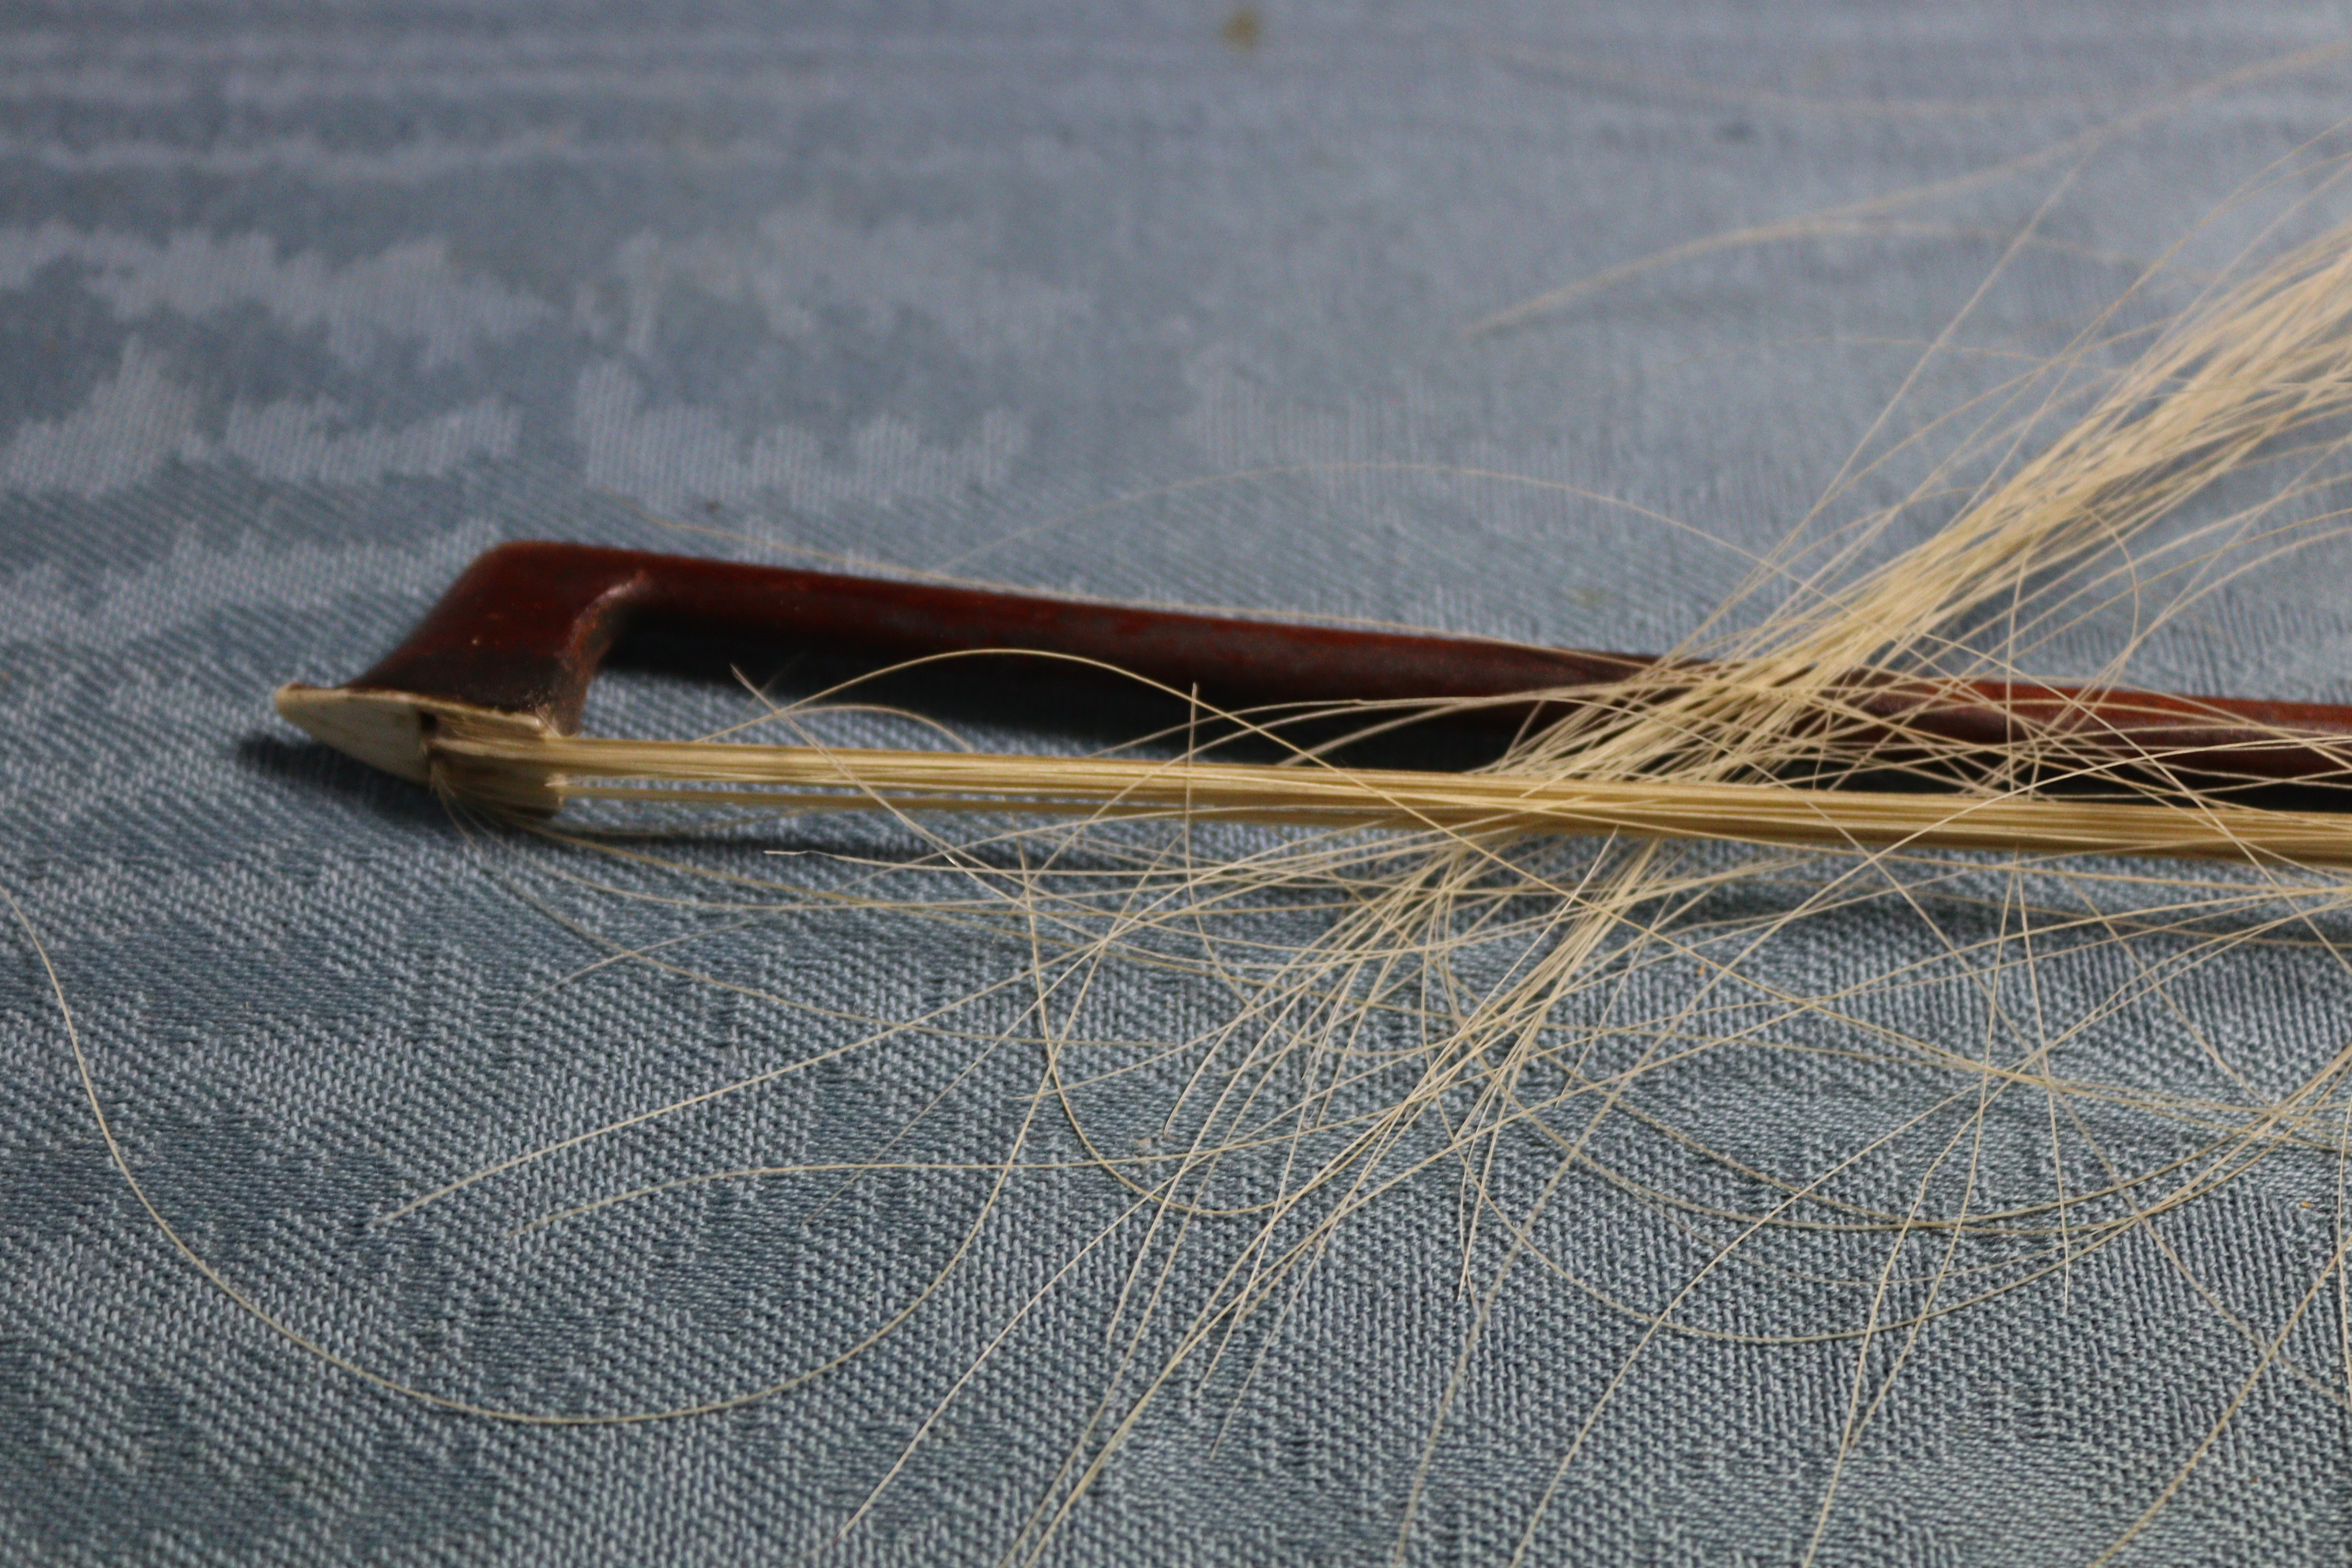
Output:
[[5, 4, 2351, 1562]]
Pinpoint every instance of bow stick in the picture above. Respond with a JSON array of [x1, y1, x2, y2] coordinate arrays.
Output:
[[275, 542, 2352, 865]]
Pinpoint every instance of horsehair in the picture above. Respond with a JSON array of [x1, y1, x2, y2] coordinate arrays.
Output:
[[30, 65, 2352, 1568]]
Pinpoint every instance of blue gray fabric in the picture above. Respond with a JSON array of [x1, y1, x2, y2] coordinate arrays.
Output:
[[8, 4, 2352, 1563]]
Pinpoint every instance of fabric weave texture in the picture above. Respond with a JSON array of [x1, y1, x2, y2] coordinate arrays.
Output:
[[5, 4, 2352, 1563]]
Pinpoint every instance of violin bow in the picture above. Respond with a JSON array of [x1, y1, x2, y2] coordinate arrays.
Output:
[[275, 541, 2352, 865]]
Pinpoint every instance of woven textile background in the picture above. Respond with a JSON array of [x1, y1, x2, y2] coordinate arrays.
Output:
[[7, 3, 2352, 1562]]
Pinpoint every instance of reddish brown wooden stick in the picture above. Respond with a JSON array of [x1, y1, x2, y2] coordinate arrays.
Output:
[[276, 540, 2352, 794]]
